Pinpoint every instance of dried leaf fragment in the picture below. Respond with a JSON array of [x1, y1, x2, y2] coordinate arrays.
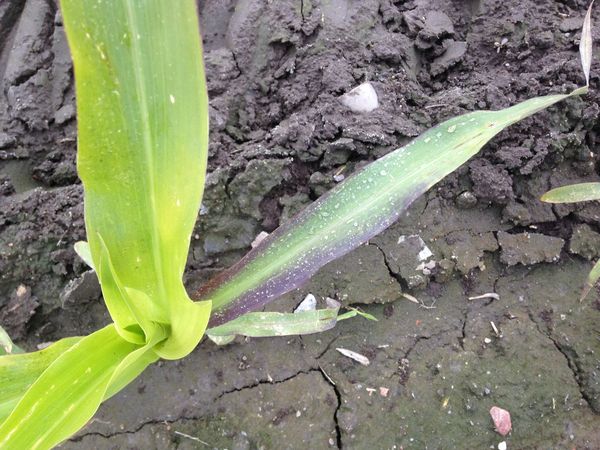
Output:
[[580, 1, 594, 85], [336, 348, 370, 366]]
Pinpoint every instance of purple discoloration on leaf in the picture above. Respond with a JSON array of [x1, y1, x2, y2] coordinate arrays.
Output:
[[199, 182, 425, 327]]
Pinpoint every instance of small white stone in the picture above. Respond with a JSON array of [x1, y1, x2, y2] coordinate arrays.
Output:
[[295, 293, 317, 312], [340, 82, 379, 113], [498, 441, 507, 450]]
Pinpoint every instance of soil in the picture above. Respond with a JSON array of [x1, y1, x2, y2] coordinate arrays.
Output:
[[1, 0, 600, 448]]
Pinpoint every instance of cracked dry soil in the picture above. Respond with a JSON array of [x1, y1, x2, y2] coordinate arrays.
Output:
[[1, 0, 600, 448]]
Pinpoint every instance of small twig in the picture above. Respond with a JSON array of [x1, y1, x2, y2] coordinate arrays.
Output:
[[173, 431, 210, 446]]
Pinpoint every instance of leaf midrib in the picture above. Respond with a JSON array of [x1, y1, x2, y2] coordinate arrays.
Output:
[[124, 2, 167, 310]]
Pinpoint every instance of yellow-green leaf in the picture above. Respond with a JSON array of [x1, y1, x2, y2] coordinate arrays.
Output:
[[0, 325, 159, 450], [61, 0, 211, 355], [0, 337, 80, 422]]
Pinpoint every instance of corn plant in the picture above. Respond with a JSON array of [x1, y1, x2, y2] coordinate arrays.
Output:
[[0, 1, 593, 448]]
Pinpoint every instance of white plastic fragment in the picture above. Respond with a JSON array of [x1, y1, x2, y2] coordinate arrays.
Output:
[[580, 1, 594, 85], [336, 348, 371, 366], [251, 231, 269, 248], [339, 82, 379, 113], [294, 293, 317, 312], [498, 441, 507, 450]]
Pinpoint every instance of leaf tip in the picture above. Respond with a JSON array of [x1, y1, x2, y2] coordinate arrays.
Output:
[[580, 1, 595, 86]]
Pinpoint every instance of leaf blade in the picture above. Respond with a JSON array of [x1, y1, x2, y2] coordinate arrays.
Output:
[[196, 91, 583, 326], [61, 0, 210, 350], [206, 300, 343, 342], [0, 325, 139, 449], [580, 1, 595, 86], [541, 182, 600, 203], [581, 258, 600, 301], [0, 337, 80, 423], [0, 324, 163, 449]]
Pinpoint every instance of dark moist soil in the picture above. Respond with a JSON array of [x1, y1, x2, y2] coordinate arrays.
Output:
[[1, 0, 600, 448]]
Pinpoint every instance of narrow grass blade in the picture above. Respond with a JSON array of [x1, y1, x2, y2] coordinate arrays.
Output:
[[196, 90, 587, 326], [581, 1, 594, 85], [0, 337, 80, 422], [581, 259, 600, 301], [541, 182, 600, 203], [0, 324, 159, 449], [61, 0, 211, 354]]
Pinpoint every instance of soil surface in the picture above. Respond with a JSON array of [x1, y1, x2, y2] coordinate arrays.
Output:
[[1, 0, 600, 448]]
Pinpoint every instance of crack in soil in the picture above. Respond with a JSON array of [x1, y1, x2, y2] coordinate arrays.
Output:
[[316, 366, 343, 449], [459, 307, 468, 351], [367, 241, 407, 291], [215, 367, 317, 400], [526, 309, 598, 414], [315, 334, 341, 360], [72, 366, 344, 447]]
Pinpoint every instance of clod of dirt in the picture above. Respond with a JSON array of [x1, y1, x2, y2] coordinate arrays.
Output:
[[569, 224, 600, 260], [370, 32, 412, 65], [0, 175, 15, 196], [309, 245, 401, 306], [59, 270, 101, 308], [0, 133, 16, 150], [308, 171, 334, 197], [559, 17, 583, 33], [497, 231, 564, 266], [279, 192, 310, 224], [430, 40, 467, 76], [437, 231, 498, 274], [415, 11, 455, 51], [204, 48, 241, 96], [380, 234, 434, 288], [0, 284, 39, 339], [470, 159, 514, 204], [229, 158, 292, 220]]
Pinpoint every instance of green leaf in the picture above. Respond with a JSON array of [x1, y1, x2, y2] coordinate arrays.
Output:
[[205, 300, 377, 344], [0, 325, 159, 449], [74, 241, 94, 270], [197, 89, 588, 326], [541, 182, 600, 203], [0, 326, 22, 356], [61, 0, 211, 355], [0, 337, 80, 422], [581, 258, 600, 301], [337, 307, 378, 322], [206, 299, 343, 343]]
